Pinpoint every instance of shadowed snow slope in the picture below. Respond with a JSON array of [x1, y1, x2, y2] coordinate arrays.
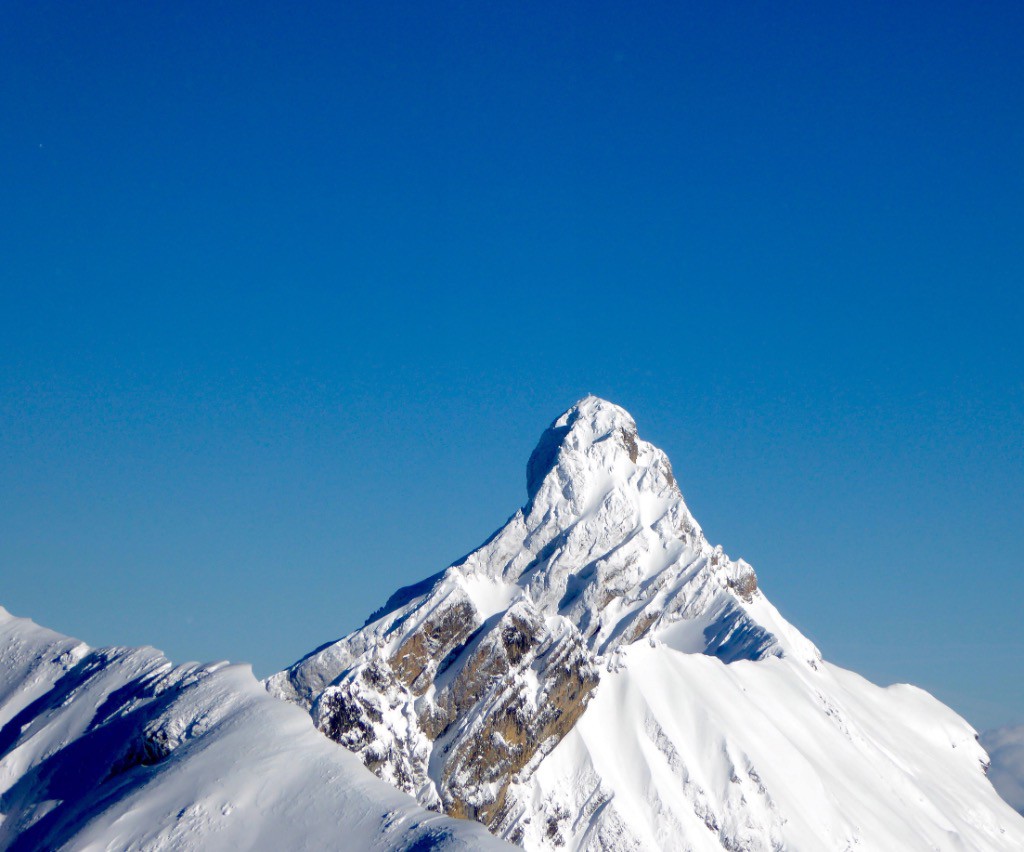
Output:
[[0, 606, 510, 851], [983, 726, 1024, 815], [269, 396, 1024, 850]]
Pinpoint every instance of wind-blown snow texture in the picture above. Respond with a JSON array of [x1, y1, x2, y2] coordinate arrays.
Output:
[[0, 606, 509, 851], [269, 396, 1024, 851], [982, 726, 1024, 815]]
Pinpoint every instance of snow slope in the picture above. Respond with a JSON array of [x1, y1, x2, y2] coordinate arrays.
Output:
[[0, 605, 510, 851], [982, 726, 1024, 815], [523, 645, 1016, 850], [269, 396, 1024, 850]]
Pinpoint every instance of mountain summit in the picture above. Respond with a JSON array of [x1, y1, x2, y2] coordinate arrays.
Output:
[[268, 398, 1024, 850]]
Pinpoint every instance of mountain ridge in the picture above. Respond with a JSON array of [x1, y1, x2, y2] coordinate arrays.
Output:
[[0, 605, 510, 851], [0, 396, 1018, 850]]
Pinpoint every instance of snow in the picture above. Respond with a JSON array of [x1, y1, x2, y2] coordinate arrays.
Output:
[[518, 643, 1024, 849], [456, 572, 522, 622]]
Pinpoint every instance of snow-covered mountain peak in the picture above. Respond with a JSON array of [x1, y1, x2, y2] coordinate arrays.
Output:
[[526, 396, 638, 491], [525, 395, 677, 507], [267, 398, 828, 833], [456, 396, 775, 661], [500, 395, 695, 576]]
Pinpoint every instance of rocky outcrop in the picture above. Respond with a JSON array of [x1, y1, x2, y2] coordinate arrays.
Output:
[[299, 592, 601, 824], [432, 604, 600, 824], [389, 596, 478, 695]]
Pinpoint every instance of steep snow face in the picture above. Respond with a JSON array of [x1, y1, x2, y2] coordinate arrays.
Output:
[[516, 648, 1021, 850], [983, 726, 1024, 815], [267, 397, 1024, 849], [0, 605, 510, 851]]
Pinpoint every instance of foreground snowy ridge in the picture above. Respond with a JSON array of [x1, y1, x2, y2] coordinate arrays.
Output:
[[0, 605, 509, 851], [269, 396, 1024, 850]]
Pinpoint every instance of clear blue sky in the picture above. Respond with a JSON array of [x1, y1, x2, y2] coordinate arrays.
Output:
[[2, 2, 1021, 730]]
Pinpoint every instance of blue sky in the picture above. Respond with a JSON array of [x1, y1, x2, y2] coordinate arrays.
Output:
[[2, 2, 1021, 729]]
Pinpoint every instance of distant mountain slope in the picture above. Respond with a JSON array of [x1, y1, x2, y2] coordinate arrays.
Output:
[[983, 726, 1024, 815], [0, 605, 509, 851], [269, 396, 1024, 850]]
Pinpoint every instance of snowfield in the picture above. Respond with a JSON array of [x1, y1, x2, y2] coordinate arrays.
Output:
[[525, 646, 1015, 850]]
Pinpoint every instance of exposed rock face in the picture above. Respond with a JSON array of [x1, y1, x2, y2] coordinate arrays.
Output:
[[303, 590, 602, 823], [436, 606, 600, 825], [266, 396, 815, 834], [389, 596, 478, 695]]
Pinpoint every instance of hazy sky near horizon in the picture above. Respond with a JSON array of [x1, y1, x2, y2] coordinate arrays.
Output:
[[2, 2, 1022, 730]]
